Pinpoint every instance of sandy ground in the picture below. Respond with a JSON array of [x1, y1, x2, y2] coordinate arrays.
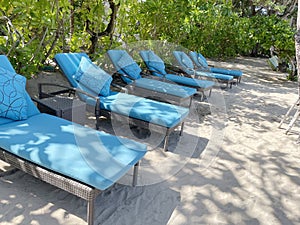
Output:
[[1, 57, 300, 225]]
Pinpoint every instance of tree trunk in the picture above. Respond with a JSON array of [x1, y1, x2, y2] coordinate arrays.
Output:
[[86, 0, 120, 54], [296, 0, 300, 96], [69, 0, 74, 39]]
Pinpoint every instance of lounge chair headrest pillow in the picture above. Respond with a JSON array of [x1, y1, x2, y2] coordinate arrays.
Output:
[[180, 54, 194, 69], [196, 52, 209, 68], [147, 51, 166, 75], [117, 54, 142, 80], [0, 68, 28, 120], [74, 57, 112, 97]]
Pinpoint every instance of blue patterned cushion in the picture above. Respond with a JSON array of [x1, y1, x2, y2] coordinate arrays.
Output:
[[117, 55, 142, 80], [75, 57, 112, 97], [0, 68, 28, 120]]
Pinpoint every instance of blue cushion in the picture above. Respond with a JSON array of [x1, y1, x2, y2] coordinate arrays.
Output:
[[195, 70, 234, 81], [54, 52, 90, 88], [0, 113, 147, 190], [148, 61, 166, 77], [73, 56, 93, 80], [0, 56, 40, 118], [134, 78, 196, 98], [0, 68, 28, 120], [181, 57, 194, 69], [165, 74, 215, 89], [75, 57, 112, 97], [0, 117, 14, 125], [173, 51, 195, 75], [210, 67, 243, 77], [175, 51, 194, 69], [189, 51, 207, 69], [197, 52, 209, 68], [0, 55, 16, 72], [147, 51, 164, 64], [99, 92, 189, 128], [55, 52, 190, 129], [147, 51, 167, 76], [188, 52, 243, 77], [25, 92, 40, 117], [117, 54, 142, 80]]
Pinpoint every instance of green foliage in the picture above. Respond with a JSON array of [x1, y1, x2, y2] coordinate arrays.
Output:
[[0, 0, 72, 78], [0, 0, 117, 78], [0, 0, 296, 80], [118, 1, 295, 61]]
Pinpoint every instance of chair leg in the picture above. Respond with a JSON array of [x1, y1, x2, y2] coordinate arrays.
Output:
[[279, 98, 300, 129], [163, 133, 170, 152], [285, 109, 300, 134], [180, 122, 185, 136], [95, 116, 100, 130], [87, 199, 95, 225], [200, 91, 204, 101], [132, 162, 139, 186], [208, 88, 212, 97]]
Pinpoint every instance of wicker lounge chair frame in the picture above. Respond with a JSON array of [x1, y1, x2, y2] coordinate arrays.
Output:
[[38, 83, 185, 152], [106, 49, 196, 108], [0, 97, 141, 225], [172, 51, 234, 89], [188, 51, 243, 84], [0, 93, 141, 225], [0, 143, 140, 225], [139, 50, 214, 101], [53, 53, 189, 151], [112, 74, 193, 107]]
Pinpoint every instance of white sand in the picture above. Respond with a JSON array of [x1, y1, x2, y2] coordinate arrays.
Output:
[[1, 57, 300, 225]]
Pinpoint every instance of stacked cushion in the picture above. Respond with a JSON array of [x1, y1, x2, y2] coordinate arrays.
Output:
[[74, 57, 112, 97], [117, 54, 142, 80]]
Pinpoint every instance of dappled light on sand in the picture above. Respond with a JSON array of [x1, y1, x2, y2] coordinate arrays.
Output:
[[1, 56, 299, 225]]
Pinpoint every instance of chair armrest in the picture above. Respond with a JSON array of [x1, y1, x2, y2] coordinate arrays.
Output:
[[165, 65, 190, 76], [38, 83, 76, 99], [38, 83, 101, 120], [145, 68, 167, 78], [111, 82, 128, 93], [195, 66, 211, 72], [31, 97, 48, 106], [38, 83, 98, 100], [112, 71, 135, 82]]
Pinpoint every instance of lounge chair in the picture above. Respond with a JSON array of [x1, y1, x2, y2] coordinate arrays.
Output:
[[0, 55, 147, 225], [54, 52, 190, 151], [106, 49, 197, 107], [189, 51, 243, 84], [139, 50, 215, 100], [172, 51, 234, 88]]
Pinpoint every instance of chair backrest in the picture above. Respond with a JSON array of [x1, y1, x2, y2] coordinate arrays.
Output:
[[55, 52, 113, 104], [139, 50, 167, 77], [172, 51, 195, 75], [54, 52, 89, 88], [189, 51, 209, 69], [107, 50, 142, 83]]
